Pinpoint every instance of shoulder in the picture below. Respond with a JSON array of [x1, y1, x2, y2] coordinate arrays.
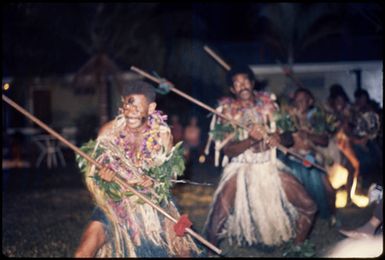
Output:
[[160, 127, 172, 139], [98, 120, 115, 136], [254, 91, 277, 102], [152, 111, 171, 132], [150, 111, 173, 146], [254, 91, 279, 111], [218, 96, 235, 107]]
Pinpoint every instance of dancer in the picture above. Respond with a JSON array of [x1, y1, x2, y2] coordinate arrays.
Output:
[[203, 65, 317, 248], [74, 80, 202, 257]]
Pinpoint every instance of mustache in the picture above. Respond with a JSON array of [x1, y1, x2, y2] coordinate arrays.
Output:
[[125, 116, 147, 123], [239, 89, 251, 94]]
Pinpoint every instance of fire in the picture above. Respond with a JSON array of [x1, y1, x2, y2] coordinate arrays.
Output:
[[328, 164, 348, 190], [327, 163, 369, 208], [335, 190, 348, 208], [328, 164, 349, 208], [350, 174, 369, 208]]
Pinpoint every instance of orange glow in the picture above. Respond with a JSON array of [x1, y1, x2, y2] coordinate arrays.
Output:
[[3, 83, 10, 90], [350, 175, 369, 208], [199, 155, 206, 164], [335, 190, 348, 208], [328, 163, 369, 208], [328, 164, 348, 190]]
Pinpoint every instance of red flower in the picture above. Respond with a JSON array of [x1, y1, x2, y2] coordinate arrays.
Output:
[[173, 214, 192, 237]]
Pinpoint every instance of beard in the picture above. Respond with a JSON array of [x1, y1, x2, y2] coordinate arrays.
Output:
[[238, 89, 252, 100]]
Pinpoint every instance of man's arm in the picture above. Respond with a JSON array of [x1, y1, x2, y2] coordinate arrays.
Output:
[[222, 124, 280, 157], [280, 131, 294, 147], [302, 129, 329, 147], [223, 137, 259, 158], [97, 120, 154, 187]]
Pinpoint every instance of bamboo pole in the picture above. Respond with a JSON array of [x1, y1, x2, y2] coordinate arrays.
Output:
[[2, 94, 222, 255], [203, 45, 231, 71], [130, 66, 237, 126], [275, 59, 305, 89], [129, 67, 327, 173]]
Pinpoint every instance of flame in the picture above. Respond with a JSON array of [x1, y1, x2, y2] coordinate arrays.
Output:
[[328, 163, 369, 208], [350, 174, 369, 208], [335, 190, 348, 208], [328, 164, 349, 190]]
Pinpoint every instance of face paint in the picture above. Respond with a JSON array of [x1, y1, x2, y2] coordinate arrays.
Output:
[[127, 96, 135, 105], [121, 94, 151, 129]]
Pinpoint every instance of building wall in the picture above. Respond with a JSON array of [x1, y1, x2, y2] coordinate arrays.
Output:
[[22, 72, 141, 144], [250, 60, 383, 107], [28, 77, 98, 129]]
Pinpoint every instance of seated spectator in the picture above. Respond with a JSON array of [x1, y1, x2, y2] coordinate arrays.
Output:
[[326, 84, 359, 205], [277, 87, 336, 220], [350, 88, 382, 188]]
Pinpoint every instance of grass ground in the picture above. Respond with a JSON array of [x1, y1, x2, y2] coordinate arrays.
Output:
[[2, 158, 381, 257]]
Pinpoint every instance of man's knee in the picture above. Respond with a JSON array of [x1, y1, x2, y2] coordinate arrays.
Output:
[[280, 172, 317, 214], [74, 221, 106, 257], [307, 198, 318, 216], [221, 176, 237, 203]]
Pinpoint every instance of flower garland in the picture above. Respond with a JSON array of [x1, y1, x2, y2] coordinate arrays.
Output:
[[288, 106, 339, 135], [113, 110, 167, 170], [210, 91, 278, 142], [77, 110, 185, 205]]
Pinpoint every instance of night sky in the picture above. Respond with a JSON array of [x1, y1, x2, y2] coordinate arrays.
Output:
[[2, 3, 382, 78]]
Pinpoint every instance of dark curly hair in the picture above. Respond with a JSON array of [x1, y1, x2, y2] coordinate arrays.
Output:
[[293, 87, 315, 102], [354, 88, 369, 100], [226, 65, 256, 86], [121, 80, 156, 102], [328, 84, 350, 103]]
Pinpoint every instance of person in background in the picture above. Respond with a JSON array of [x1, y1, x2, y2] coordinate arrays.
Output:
[[325, 84, 360, 206], [170, 114, 184, 145], [277, 87, 336, 221], [183, 115, 202, 164], [350, 88, 382, 188]]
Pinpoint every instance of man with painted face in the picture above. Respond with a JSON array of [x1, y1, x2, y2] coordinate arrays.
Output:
[[74, 80, 202, 257], [203, 65, 316, 250]]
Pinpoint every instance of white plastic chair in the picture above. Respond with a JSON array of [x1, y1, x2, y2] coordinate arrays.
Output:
[[33, 134, 66, 168]]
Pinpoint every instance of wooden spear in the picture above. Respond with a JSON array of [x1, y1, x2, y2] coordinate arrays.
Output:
[[129, 66, 327, 173], [204, 44, 305, 90], [2, 94, 222, 255], [275, 59, 305, 89], [203, 45, 231, 71]]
